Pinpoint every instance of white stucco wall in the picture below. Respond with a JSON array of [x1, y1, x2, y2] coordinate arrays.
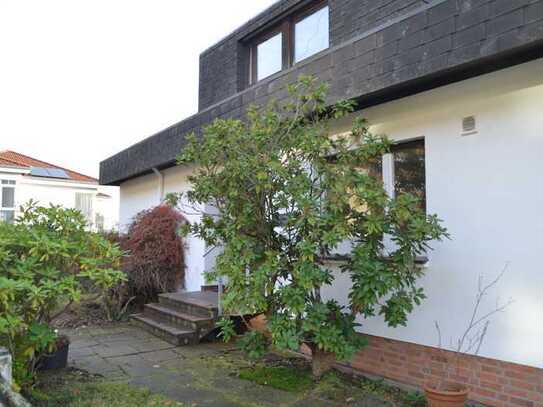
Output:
[[119, 172, 160, 229], [119, 165, 207, 292], [321, 57, 543, 369], [117, 57, 543, 368], [0, 173, 118, 231]]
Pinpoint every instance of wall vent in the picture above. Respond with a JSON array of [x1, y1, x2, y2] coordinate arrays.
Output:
[[462, 116, 477, 135]]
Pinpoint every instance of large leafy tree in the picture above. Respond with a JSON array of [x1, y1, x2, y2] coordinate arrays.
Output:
[[176, 76, 447, 376]]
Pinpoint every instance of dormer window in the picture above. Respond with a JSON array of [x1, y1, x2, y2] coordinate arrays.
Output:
[[256, 32, 283, 82], [250, 1, 329, 84], [294, 5, 329, 63]]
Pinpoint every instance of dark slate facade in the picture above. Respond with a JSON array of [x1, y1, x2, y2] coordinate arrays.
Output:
[[100, 0, 543, 186]]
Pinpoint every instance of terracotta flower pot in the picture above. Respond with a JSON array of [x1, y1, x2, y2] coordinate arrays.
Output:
[[424, 384, 469, 407], [248, 314, 271, 338]]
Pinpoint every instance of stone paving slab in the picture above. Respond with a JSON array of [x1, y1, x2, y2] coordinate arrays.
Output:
[[64, 324, 391, 407]]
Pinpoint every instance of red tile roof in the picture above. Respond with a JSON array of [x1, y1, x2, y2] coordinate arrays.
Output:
[[0, 150, 97, 183], [0, 157, 22, 168]]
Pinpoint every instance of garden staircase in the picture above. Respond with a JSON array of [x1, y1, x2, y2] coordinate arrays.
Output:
[[131, 291, 219, 346]]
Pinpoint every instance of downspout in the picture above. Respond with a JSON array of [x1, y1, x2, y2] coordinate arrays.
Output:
[[152, 168, 164, 203]]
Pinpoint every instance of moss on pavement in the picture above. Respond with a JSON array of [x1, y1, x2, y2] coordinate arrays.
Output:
[[27, 369, 185, 407]]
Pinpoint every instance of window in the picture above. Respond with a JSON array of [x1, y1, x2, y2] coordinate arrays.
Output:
[[95, 213, 105, 232], [392, 140, 426, 210], [250, 1, 329, 84], [256, 32, 283, 81], [380, 139, 426, 211], [294, 5, 329, 63], [1, 180, 16, 223], [75, 193, 93, 225], [333, 139, 426, 211]]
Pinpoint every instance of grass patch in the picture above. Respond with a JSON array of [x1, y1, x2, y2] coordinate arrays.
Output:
[[237, 357, 427, 406], [314, 371, 426, 406], [354, 375, 427, 406], [238, 365, 314, 393], [27, 369, 185, 407]]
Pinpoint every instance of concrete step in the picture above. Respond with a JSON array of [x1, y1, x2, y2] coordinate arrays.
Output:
[[130, 314, 198, 346], [158, 292, 218, 319], [143, 303, 215, 333]]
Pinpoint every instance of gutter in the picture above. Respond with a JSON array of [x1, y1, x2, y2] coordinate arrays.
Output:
[[0, 166, 30, 175], [152, 168, 164, 203]]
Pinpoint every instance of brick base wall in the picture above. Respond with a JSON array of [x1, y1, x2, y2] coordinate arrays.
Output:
[[344, 335, 543, 407]]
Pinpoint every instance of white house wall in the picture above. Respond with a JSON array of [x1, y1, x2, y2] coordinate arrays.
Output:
[[16, 179, 95, 212], [322, 57, 543, 369], [117, 57, 543, 369], [119, 165, 207, 292], [95, 186, 120, 231], [1, 175, 118, 231], [119, 172, 161, 229]]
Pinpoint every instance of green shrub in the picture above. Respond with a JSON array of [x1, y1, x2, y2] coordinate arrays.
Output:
[[176, 76, 448, 376], [0, 201, 126, 388], [237, 331, 269, 360]]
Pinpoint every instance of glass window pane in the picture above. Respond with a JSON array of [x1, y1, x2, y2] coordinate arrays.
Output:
[[0, 210, 14, 223], [351, 160, 383, 186], [257, 33, 283, 81], [393, 140, 426, 211], [2, 187, 14, 208], [75, 193, 93, 223], [95, 213, 105, 232], [295, 6, 329, 63]]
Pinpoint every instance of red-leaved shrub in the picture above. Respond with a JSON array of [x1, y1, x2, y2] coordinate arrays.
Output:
[[122, 205, 187, 305]]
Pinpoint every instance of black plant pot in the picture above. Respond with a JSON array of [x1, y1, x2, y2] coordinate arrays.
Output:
[[38, 340, 70, 371]]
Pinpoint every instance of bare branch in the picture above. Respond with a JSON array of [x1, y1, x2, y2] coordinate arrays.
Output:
[[434, 321, 442, 349], [456, 263, 511, 354], [434, 262, 513, 386]]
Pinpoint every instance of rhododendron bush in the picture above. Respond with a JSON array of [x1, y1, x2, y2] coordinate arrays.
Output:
[[0, 202, 125, 388], [176, 76, 448, 377]]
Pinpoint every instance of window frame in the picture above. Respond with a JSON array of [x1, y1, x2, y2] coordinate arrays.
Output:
[[0, 180, 16, 223], [251, 27, 287, 83], [249, 0, 329, 85], [292, 1, 330, 64], [383, 138, 427, 211], [325, 137, 427, 210]]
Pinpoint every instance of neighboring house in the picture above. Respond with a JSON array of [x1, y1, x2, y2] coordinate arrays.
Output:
[[0, 150, 118, 231], [100, 1, 543, 404]]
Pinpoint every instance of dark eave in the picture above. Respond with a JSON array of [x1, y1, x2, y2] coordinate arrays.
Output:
[[100, 0, 543, 186]]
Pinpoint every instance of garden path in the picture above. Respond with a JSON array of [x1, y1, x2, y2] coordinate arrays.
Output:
[[66, 324, 391, 407]]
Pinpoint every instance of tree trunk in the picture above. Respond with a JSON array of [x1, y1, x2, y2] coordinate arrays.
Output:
[[311, 347, 336, 378]]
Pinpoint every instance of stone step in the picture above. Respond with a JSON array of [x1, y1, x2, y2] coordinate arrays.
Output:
[[143, 303, 215, 333], [158, 292, 218, 319], [130, 314, 198, 346]]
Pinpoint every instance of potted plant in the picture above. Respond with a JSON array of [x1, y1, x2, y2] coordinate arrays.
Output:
[[37, 333, 70, 371], [425, 266, 513, 406]]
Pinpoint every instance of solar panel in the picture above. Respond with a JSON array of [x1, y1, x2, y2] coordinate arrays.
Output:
[[30, 167, 50, 177], [46, 168, 70, 179], [30, 167, 71, 179]]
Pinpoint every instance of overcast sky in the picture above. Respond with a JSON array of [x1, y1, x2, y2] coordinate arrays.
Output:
[[0, 0, 277, 178]]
